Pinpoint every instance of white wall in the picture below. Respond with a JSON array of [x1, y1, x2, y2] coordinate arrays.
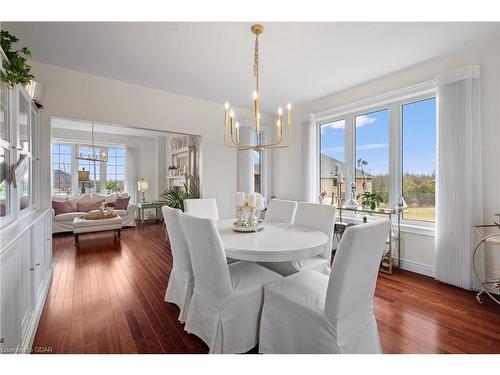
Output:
[[274, 36, 500, 274], [34, 61, 253, 218]]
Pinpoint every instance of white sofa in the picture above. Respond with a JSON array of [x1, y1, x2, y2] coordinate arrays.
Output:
[[52, 193, 138, 234]]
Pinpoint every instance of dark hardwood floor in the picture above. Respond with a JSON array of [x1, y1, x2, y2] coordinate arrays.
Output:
[[33, 223, 500, 354]]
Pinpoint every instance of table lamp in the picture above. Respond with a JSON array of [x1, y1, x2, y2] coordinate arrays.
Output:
[[137, 178, 149, 203], [78, 168, 90, 194]]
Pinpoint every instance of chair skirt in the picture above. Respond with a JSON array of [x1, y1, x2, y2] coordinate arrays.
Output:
[[165, 267, 194, 323]]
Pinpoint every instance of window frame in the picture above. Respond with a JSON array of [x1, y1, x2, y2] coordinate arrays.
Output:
[[51, 142, 74, 196], [353, 107, 390, 209], [316, 83, 437, 230], [106, 146, 126, 193], [318, 118, 347, 203], [398, 94, 437, 225], [51, 138, 127, 196]]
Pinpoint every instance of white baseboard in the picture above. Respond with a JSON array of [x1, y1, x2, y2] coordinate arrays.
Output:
[[395, 258, 435, 278]]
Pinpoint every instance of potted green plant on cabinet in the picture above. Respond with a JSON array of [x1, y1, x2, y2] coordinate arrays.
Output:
[[0, 30, 35, 88]]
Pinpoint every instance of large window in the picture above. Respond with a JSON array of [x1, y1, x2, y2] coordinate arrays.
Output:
[[355, 109, 389, 208], [51, 143, 126, 195], [52, 143, 73, 196], [106, 147, 125, 192], [320, 119, 346, 201], [318, 89, 437, 225], [402, 98, 436, 222]]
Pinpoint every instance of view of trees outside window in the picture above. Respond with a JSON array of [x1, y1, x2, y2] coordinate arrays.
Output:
[[402, 98, 436, 222], [106, 147, 125, 192], [355, 109, 389, 209], [52, 143, 72, 195], [319, 97, 436, 221]]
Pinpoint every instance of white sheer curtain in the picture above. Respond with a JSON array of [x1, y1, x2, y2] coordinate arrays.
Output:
[[124, 145, 138, 204], [435, 65, 483, 290]]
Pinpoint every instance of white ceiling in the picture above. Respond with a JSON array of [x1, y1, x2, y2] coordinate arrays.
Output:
[[4, 22, 499, 111]]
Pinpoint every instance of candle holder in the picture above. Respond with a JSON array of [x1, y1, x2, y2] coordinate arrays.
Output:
[[247, 206, 257, 226], [236, 206, 245, 226]]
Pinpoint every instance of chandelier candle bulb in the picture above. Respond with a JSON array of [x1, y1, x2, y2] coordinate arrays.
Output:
[[235, 121, 240, 143], [287, 103, 292, 126], [224, 102, 229, 126]]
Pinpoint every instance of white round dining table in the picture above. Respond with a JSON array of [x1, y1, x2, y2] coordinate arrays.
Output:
[[217, 218, 329, 262]]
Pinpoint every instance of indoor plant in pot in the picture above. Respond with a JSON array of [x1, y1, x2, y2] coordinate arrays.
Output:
[[104, 182, 117, 195], [0, 30, 35, 88], [357, 191, 383, 210], [160, 181, 200, 211]]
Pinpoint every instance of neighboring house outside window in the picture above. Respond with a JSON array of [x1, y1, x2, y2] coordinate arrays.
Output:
[[318, 90, 436, 224], [52, 143, 72, 196], [51, 143, 126, 196]]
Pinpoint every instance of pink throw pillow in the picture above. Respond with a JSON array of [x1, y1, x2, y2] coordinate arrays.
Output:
[[114, 196, 130, 210], [52, 199, 75, 215], [77, 200, 103, 212]]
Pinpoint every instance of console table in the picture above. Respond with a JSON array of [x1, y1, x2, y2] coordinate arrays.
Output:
[[337, 206, 402, 274]]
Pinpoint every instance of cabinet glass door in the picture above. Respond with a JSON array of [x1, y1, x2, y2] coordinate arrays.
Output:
[[18, 92, 31, 211], [0, 83, 10, 220]]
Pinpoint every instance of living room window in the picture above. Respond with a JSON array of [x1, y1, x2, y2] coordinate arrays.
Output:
[[106, 147, 126, 192], [52, 143, 73, 196], [51, 143, 126, 196]]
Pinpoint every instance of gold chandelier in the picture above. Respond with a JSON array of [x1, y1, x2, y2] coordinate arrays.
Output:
[[224, 24, 292, 152]]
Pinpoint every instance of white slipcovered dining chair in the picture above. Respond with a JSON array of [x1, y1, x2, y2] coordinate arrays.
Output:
[[264, 198, 297, 224], [184, 198, 219, 220], [180, 214, 282, 354], [261, 202, 336, 276], [161, 206, 193, 323], [259, 219, 391, 354]]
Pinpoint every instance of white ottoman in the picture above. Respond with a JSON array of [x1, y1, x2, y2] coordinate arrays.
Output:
[[73, 215, 123, 246]]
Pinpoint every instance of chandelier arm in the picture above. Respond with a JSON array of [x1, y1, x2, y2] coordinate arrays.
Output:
[[260, 124, 292, 148]]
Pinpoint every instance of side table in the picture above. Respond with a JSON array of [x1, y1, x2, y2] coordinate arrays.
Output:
[[138, 201, 166, 223]]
